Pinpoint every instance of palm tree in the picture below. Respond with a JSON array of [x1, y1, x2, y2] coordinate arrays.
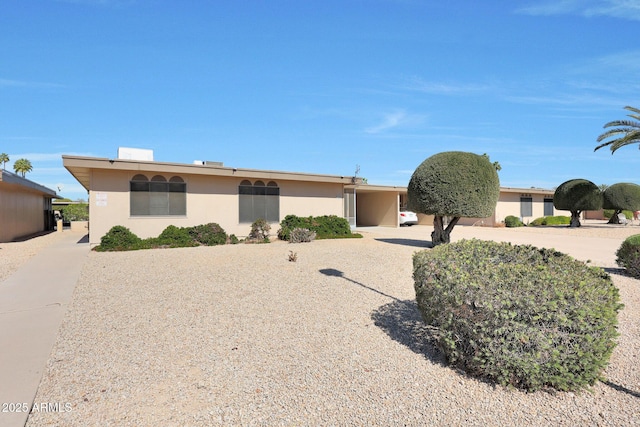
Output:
[[0, 153, 8, 170], [13, 158, 33, 177], [594, 106, 640, 154]]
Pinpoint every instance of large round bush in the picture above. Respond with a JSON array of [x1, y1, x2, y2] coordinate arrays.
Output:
[[616, 234, 640, 278], [413, 239, 623, 391]]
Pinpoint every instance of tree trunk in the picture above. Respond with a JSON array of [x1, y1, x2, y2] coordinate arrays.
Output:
[[431, 215, 461, 246], [607, 209, 622, 224], [570, 210, 581, 227]]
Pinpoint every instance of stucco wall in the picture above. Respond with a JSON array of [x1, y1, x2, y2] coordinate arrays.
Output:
[[0, 184, 48, 242], [494, 192, 557, 224], [356, 192, 399, 227], [87, 170, 344, 245]]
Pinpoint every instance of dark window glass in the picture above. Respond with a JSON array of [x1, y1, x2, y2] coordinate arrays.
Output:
[[239, 180, 279, 223], [520, 197, 533, 217], [130, 174, 186, 216]]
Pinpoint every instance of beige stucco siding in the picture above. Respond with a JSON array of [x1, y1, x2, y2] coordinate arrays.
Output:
[[494, 192, 557, 224], [87, 170, 345, 246], [0, 184, 48, 242], [356, 191, 399, 226]]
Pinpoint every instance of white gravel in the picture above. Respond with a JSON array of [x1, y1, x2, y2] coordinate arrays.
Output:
[[0, 232, 65, 282], [21, 224, 640, 426]]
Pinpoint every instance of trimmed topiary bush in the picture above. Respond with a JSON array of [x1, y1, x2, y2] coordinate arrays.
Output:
[[616, 234, 640, 278], [504, 215, 524, 227], [188, 223, 228, 246], [413, 239, 623, 392], [603, 183, 640, 224], [553, 179, 602, 227], [407, 152, 500, 245], [278, 215, 361, 240], [97, 226, 145, 251]]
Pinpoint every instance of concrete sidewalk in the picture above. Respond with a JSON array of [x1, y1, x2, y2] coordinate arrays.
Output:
[[0, 231, 89, 427]]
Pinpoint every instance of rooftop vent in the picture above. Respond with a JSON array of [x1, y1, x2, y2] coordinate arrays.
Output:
[[117, 147, 154, 161], [193, 160, 224, 167]]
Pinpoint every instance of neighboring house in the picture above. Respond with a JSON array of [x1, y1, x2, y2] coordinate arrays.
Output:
[[458, 187, 558, 226], [62, 150, 560, 247], [0, 170, 57, 242]]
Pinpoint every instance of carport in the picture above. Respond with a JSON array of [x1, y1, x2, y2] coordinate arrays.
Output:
[[346, 185, 402, 227]]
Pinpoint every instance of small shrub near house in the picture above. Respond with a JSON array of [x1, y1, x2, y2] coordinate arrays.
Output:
[[604, 209, 633, 220], [96, 223, 230, 251], [155, 225, 198, 248], [529, 216, 571, 226], [616, 234, 640, 278], [188, 223, 228, 246], [248, 218, 271, 243], [289, 227, 316, 243], [413, 239, 623, 392], [277, 214, 362, 240], [96, 226, 147, 251], [504, 215, 524, 227]]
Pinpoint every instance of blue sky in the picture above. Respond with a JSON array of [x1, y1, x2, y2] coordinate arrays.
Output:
[[2, 0, 639, 201]]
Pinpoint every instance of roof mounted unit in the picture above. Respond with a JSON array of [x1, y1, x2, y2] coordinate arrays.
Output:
[[117, 147, 154, 161]]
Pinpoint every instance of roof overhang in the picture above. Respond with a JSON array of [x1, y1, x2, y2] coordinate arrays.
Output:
[[0, 170, 57, 197], [62, 155, 359, 191]]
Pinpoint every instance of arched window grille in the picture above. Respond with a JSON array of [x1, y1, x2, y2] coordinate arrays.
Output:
[[130, 174, 186, 216], [239, 180, 279, 223]]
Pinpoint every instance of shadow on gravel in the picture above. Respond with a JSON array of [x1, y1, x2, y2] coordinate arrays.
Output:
[[370, 299, 446, 366], [319, 268, 444, 364], [602, 380, 640, 399], [602, 267, 629, 276], [374, 238, 432, 248]]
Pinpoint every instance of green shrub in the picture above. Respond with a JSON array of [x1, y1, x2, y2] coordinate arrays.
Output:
[[603, 209, 633, 220], [413, 239, 623, 392], [156, 225, 197, 247], [289, 227, 316, 243], [616, 234, 640, 278], [229, 234, 240, 244], [61, 203, 89, 221], [504, 215, 524, 227], [278, 215, 361, 240], [188, 223, 228, 246], [529, 216, 571, 226], [248, 218, 271, 242], [97, 226, 144, 251]]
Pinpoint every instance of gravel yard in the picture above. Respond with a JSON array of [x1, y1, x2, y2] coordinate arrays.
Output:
[[18, 223, 640, 426], [0, 232, 65, 282]]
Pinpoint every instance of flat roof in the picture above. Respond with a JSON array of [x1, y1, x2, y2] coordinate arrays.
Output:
[[0, 170, 57, 197], [63, 155, 362, 191], [62, 155, 555, 196]]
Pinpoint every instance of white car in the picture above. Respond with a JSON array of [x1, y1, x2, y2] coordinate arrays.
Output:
[[399, 210, 418, 226]]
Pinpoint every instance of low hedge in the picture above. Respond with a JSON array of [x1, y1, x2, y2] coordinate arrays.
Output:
[[529, 216, 571, 226], [96, 223, 234, 251], [616, 234, 640, 278], [277, 215, 362, 240], [504, 215, 524, 227], [413, 239, 623, 391]]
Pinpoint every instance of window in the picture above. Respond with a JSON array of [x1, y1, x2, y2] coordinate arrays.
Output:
[[239, 180, 279, 223], [520, 196, 533, 218], [544, 198, 554, 216], [130, 174, 186, 216]]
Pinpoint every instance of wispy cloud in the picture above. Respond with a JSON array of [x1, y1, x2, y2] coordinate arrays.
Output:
[[8, 152, 95, 162], [517, 0, 640, 21], [0, 78, 65, 89], [399, 77, 491, 95], [364, 110, 425, 134]]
